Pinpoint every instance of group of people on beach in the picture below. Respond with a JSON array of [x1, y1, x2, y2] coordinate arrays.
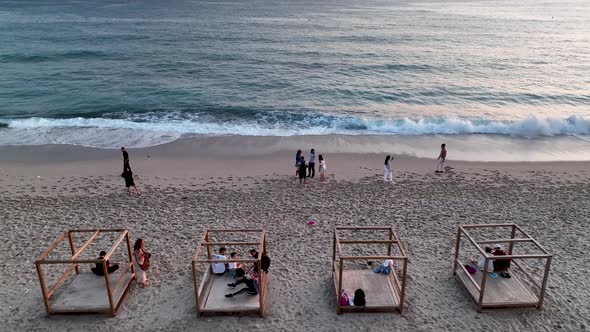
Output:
[[296, 148, 327, 184], [211, 247, 271, 298], [475, 243, 512, 279]]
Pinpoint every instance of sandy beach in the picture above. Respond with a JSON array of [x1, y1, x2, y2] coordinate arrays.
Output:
[[1, 136, 589, 332]]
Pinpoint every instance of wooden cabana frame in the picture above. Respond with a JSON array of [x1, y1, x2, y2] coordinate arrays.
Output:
[[35, 229, 135, 316], [453, 224, 553, 312], [332, 226, 408, 314], [192, 229, 268, 317]]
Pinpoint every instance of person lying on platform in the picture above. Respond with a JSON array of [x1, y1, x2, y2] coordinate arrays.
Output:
[[225, 268, 259, 298], [91, 251, 120, 276], [373, 259, 394, 275]]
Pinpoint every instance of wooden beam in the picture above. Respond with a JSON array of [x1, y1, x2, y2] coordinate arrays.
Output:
[[508, 225, 517, 255], [511, 260, 541, 289], [192, 260, 200, 316], [461, 224, 516, 228], [340, 255, 407, 260], [453, 227, 462, 274], [103, 261, 116, 316], [192, 231, 208, 261], [38, 259, 104, 264], [338, 239, 397, 244], [513, 224, 552, 255], [68, 229, 126, 233], [36, 232, 68, 262], [459, 226, 486, 256], [103, 230, 127, 261], [335, 226, 391, 230], [478, 257, 490, 312], [67, 231, 80, 274], [110, 265, 131, 298], [194, 258, 258, 263], [489, 254, 552, 259], [476, 238, 535, 244], [201, 241, 261, 246], [337, 257, 343, 314], [391, 226, 408, 257], [334, 229, 343, 257], [71, 230, 100, 260], [456, 259, 482, 291], [537, 256, 552, 310], [35, 262, 51, 314], [125, 232, 135, 276], [46, 264, 76, 298]]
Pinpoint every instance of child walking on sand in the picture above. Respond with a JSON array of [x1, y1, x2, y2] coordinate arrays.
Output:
[[318, 154, 327, 182]]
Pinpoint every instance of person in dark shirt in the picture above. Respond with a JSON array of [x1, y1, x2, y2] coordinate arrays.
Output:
[[121, 147, 130, 171], [299, 156, 307, 185], [122, 165, 141, 196], [91, 251, 119, 276], [225, 268, 258, 297], [249, 249, 271, 274]]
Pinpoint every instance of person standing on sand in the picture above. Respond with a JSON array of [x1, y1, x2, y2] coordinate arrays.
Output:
[[121, 147, 130, 171], [384, 155, 394, 183], [318, 154, 327, 182], [134, 239, 151, 287], [295, 149, 302, 176], [308, 148, 316, 178], [122, 165, 141, 196], [299, 156, 307, 185], [436, 144, 446, 173]]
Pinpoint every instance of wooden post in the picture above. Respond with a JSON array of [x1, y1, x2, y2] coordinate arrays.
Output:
[[508, 224, 517, 255], [453, 228, 462, 274], [337, 257, 343, 314], [537, 256, 552, 310], [387, 228, 393, 256], [258, 230, 265, 318], [477, 257, 490, 312], [103, 260, 116, 316], [205, 231, 212, 260], [398, 257, 408, 313], [332, 228, 336, 272], [35, 262, 51, 314], [125, 232, 135, 276], [192, 260, 200, 317], [67, 231, 80, 275]]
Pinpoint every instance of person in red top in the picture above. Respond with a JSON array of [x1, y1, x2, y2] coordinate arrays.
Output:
[[492, 244, 511, 278]]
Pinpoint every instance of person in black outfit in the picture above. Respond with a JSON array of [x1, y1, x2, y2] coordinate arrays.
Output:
[[122, 165, 141, 196], [225, 268, 258, 297], [121, 147, 130, 170], [299, 156, 307, 185], [249, 249, 271, 274], [91, 251, 119, 276]]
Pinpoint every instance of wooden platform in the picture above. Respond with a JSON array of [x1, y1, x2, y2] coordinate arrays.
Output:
[[334, 269, 400, 312], [51, 271, 133, 313], [200, 274, 261, 314], [456, 268, 539, 308]]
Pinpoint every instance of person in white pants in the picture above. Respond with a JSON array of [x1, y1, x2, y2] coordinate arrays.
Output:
[[436, 144, 446, 173], [134, 238, 150, 287], [383, 155, 394, 183]]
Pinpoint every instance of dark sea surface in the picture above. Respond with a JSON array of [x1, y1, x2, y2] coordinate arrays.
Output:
[[0, 0, 589, 154]]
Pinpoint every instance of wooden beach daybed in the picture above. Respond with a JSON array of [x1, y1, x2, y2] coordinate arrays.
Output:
[[332, 226, 408, 314], [453, 224, 553, 312], [192, 229, 268, 317], [35, 229, 135, 316]]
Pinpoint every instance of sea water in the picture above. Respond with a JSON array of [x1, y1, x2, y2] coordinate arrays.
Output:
[[0, 0, 589, 159]]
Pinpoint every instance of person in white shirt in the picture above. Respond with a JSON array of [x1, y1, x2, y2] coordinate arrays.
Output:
[[228, 252, 243, 277], [318, 154, 327, 182], [212, 247, 228, 275], [383, 155, 394, 183], [477, 246, 494, 272]]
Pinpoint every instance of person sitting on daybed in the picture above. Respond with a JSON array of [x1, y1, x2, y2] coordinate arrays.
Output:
[[477, 246, 495, 272], [225, 268, 258, 298], [91, 251, 119, 276], [492, 244, 512, 278]]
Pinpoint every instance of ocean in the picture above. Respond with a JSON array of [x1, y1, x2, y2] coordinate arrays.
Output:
[[0, 0, 589, 159]]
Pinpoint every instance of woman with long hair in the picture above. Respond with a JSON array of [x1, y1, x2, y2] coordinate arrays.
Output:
[[384, 155, 393, 183], [134, 238, 151, 287]]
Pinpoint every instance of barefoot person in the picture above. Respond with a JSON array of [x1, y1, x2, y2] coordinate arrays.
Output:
[[299, 156, 307, 185], [318, 154, 327, 182], [383, 155, 394, 183], [121, 147, 130, 171], [307, 148, 316, 178], [122, 165, 141, 196], [295, 149, 302, 176], [225, 268, 258, 298], [134, 238, 151, 287], [436, 144, 446, 173]]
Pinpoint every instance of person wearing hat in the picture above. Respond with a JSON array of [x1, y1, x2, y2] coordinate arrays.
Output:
[[492, 244, 511, 277]]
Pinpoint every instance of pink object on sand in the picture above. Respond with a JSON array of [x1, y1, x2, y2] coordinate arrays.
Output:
[[307, 221, 315, 225]]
